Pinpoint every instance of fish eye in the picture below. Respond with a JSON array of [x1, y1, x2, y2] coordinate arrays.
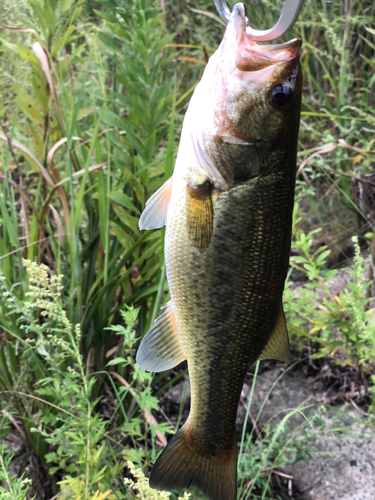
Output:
[[270, 82, 292, 106]]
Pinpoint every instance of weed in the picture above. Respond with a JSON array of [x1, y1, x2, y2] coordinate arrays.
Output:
[[124, 460, 190, 500], [0, 259, 170, 498], [0, 445, 34, 500], [285, 204, 375, 382], [0, 0, 374, 496]]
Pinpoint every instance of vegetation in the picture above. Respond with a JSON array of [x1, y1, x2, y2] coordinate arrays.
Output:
[[0, 0, 374, 498]]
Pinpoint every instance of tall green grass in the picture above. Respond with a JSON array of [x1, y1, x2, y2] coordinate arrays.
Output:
[[0, 0, 177, 368], [0, 0, 179, 495]]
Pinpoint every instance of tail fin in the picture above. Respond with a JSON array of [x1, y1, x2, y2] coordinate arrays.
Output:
[[149, 424, 237, 500]]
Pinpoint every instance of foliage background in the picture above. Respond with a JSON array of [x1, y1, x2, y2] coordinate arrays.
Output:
[[0, 0, 374, 498]]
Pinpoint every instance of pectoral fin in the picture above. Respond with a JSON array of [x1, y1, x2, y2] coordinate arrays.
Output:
[[187, 178, 213, 253], [258, 306, 290, 363], [136, 301, 186, 372], [190, 131, 226, 187], [139, 177, 172, 230]]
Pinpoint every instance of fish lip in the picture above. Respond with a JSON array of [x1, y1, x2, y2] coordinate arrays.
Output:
[[264, 38, 302, 51], [230, 3, 301, 53], [230, 5, 301, 72], [231, 3, 253, 47], [231, 3, 246, 25], [235, 37, 302, 72]]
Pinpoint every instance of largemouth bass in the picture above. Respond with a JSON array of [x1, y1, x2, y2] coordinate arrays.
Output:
[[136, 4, 302, 499]]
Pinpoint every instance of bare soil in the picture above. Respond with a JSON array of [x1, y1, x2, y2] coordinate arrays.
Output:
[[161, 347, 374, 500]]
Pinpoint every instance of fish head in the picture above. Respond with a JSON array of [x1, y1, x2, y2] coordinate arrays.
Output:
[[214, 3, 302, 146], [185, 3, 302, 188]]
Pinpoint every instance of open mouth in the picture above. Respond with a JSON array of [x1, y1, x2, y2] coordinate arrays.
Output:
[[231, 3, 301, 72], [235, 37, 301, 71]]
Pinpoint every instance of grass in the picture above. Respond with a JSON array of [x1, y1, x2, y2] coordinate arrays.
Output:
[[0, 0, 374, 498]]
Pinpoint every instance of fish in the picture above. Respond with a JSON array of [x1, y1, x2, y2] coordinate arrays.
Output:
[[136, 3, 302, 499]]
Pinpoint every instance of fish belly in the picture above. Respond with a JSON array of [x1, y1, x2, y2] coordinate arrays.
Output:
[[165, 170, 294, 453]]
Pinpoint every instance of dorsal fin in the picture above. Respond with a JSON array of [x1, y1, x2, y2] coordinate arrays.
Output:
[[257, 306, 290, 363], [136, 301, 186, 372], [139, 177, 173, 230]]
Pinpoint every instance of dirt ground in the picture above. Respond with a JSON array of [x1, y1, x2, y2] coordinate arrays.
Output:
[[165, 358, 375, 500], [237, 364, 375, 500]]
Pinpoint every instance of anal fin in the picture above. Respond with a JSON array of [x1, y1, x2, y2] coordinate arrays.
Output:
[[139, 177, 172, 230], [258, 306, 290, 363], [136, 301, 186, 372]]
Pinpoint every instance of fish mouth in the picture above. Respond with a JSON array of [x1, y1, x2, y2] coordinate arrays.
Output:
[[230, 3, 301, 72]]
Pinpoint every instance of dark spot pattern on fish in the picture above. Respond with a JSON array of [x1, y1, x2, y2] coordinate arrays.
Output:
[[146, 27, 303, 497], [178, 163, 294, 443]]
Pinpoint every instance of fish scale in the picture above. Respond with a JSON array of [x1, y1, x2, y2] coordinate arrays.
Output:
[[137, 4, 302, 499], [166, 171, 294, 454]]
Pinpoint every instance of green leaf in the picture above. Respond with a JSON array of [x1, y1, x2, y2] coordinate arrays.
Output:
[[112, 205, 139, 234], [94, 9, 118, 23], [106, 357, 127, 366], [291, 256, 309, 264], [52, 25, 76, 56], [17, 45, 39, 64], [61, 0, 75, 12], [15, 91, 44, 127], [98, 32, 119, 51], [109, 190, 140, 214], [77, 108, 93, 120]]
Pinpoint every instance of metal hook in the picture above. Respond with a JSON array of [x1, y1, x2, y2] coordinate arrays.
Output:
[[213, 0, 305, 41]]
